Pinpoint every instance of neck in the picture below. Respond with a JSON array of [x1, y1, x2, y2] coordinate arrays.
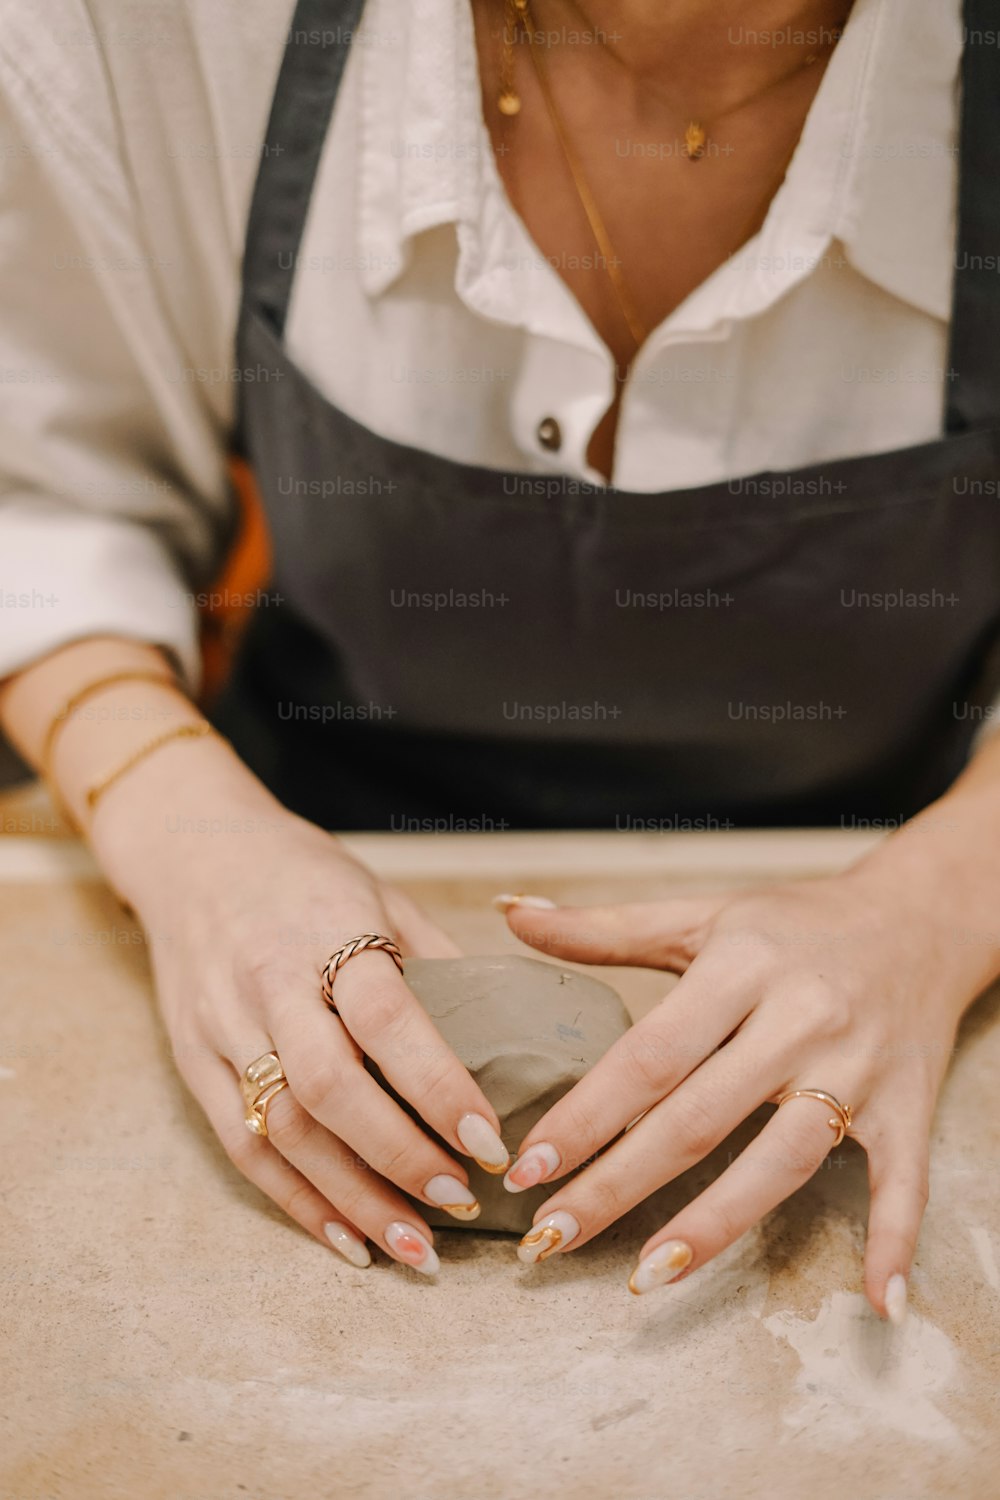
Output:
[[554, 0, 851, 84]]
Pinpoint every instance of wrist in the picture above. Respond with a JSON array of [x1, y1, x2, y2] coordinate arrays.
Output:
[[847, 792, 1000, 997], [89, 732, 290, 911]]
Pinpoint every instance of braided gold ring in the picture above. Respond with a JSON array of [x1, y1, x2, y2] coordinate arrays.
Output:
[[774, 1089, 853, 1148], [321, 932, 404, 1012]]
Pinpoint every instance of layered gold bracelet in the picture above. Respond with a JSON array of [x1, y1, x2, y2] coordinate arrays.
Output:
[[83, 720, 216, 815], [41, 667, 217, 829], [42, 669, 172, 767]]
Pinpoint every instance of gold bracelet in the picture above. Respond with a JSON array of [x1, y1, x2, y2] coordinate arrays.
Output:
[[41, 668, 181, 778], [84, 721, 216, 816]]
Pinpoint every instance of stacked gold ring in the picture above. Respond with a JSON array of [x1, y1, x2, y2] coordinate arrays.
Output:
[[774, 1089, 853, 1148], [321, 932, 404, 1012], [241, 1050, 289, 1137]]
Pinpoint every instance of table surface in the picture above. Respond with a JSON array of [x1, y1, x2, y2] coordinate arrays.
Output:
[[2, 805, 998, 1500]]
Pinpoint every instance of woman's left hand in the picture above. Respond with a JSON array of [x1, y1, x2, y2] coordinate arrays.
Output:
[[496, 861, 987, 1318]]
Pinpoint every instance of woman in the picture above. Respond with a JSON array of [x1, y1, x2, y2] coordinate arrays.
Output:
[[0, 0, 995, 1313]]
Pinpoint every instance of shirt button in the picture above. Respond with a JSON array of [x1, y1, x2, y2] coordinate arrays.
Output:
[[536, 415, 562, 452]]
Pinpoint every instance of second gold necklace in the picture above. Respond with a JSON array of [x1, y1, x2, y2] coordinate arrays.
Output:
[[495, 0, 846, 352]]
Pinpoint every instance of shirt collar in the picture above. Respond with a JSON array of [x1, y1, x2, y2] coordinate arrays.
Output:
[[356, 0, 489, 297], [830, 0, 961, 322], [356, 0, 961, 324]]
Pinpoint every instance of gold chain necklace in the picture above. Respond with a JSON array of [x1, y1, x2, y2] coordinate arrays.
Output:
[[558, 0, 846, 157], [501, 0, 846, 152], [514, 3, 649, 346], [496, 0, 846, 352]]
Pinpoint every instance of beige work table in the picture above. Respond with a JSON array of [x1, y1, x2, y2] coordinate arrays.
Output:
[[2, 810, 998, 1500]]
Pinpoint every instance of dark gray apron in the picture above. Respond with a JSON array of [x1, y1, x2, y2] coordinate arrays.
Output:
[[213, 0, 1000, 831]]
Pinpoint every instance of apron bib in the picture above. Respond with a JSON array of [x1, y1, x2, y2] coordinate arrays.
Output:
[[214, 0, 1000, 831]]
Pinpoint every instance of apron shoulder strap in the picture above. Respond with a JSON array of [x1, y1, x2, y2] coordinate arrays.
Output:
[[240, 0, 367, 337], [946, 0, 1000, 433]]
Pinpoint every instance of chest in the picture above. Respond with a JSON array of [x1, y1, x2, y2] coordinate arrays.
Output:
[[470, 4, 841, 472]]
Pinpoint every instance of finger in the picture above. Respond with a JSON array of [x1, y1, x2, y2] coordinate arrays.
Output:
[[178, 1048, 373, 1268], [260, 1083, 444, 1273], [505, 953, 754, 1191], [268, 998, 484, 1220], [494, 895, 726, 969], [862, 1116, 930, 1324], [382, 883, 463, 958], [513, 1040, 775, 1259], [327, 950, 510, 1174], [624, 1099, 845, 1292]]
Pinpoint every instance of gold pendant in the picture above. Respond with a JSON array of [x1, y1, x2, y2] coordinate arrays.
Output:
[[683, 121, 707, 160], [498, 0, 529, 116]]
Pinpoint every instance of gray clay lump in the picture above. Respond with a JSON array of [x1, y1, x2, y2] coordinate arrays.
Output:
[[367, 954, 632, 1234]]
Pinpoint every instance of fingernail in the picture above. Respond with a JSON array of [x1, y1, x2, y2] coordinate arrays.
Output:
[[424, 1174, 481, 1221], [504, 1142, 561, 1193], [457, 1112, 510, 1173], [492, 892, 558, 912], [885, 1272, 907, 1326], [385, 1221, 440, 1276], [517, 1210, 580, 1264], [323, 1222, 371, 1268], [628, 1239, 693, 1295]]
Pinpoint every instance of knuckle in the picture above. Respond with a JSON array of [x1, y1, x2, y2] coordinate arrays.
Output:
[[551, 1100, 602, 1172], [773, 972, 857, 1056], [896, 1162, 930, 1208], [699, 1196, 742, 1247], [233, 944, 301, 994], [368, 1137, 423, 1185], [390, 1046, 454, 1099], [265, 1095, 312, 1156], [348, 977, 406, 1037], [222, 1125, 262, 1176], [620, 1023, 675, 1093], [291, 1056, 347, 1115], [415, 1053, 458, 1096], [334, 1182, 374, 1228], [282, 1176, 321, 1227], [670, 1091, 722, 1161], [586, 1173, 629, 1225], [782, 975, 854, 1047]]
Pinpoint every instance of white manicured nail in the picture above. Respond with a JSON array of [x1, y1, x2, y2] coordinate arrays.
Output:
[[323, 1222, 371, 1268], [385, 1221, 440, 1275], [885, 1273, 907, 1326], [517, 1210, 580, 1264], [492, 892, 558, 912], [424, 1174, 481, 1220], [628, 1239, 693, 1295], [504, 1142, 561, 1193], [457, 1112, 510, 1172]]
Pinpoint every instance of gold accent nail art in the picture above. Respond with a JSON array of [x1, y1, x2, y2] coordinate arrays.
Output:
[[519, 1224, 563, 1261], [439, 1202, 482, 1221], [628, 1240, 693, 1295], [475, 1157, 510, 1175]]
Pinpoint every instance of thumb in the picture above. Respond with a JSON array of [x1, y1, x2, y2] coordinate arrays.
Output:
[[492, 893, 725, 971]]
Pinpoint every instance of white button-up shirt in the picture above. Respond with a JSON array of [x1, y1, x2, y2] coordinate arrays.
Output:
[[0, 0, 963, 699]]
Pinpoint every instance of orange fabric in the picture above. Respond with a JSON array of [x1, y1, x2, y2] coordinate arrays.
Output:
[[197, 458, 271, 703]]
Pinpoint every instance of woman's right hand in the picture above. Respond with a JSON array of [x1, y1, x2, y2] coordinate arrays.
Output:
[[91, 734, 509, 1275]]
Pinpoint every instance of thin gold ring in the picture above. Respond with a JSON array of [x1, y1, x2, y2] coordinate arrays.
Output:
[[241, 1049, 289, 1138], [321, 932, 404, 1012], [774, 1089, 853, 1148]]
